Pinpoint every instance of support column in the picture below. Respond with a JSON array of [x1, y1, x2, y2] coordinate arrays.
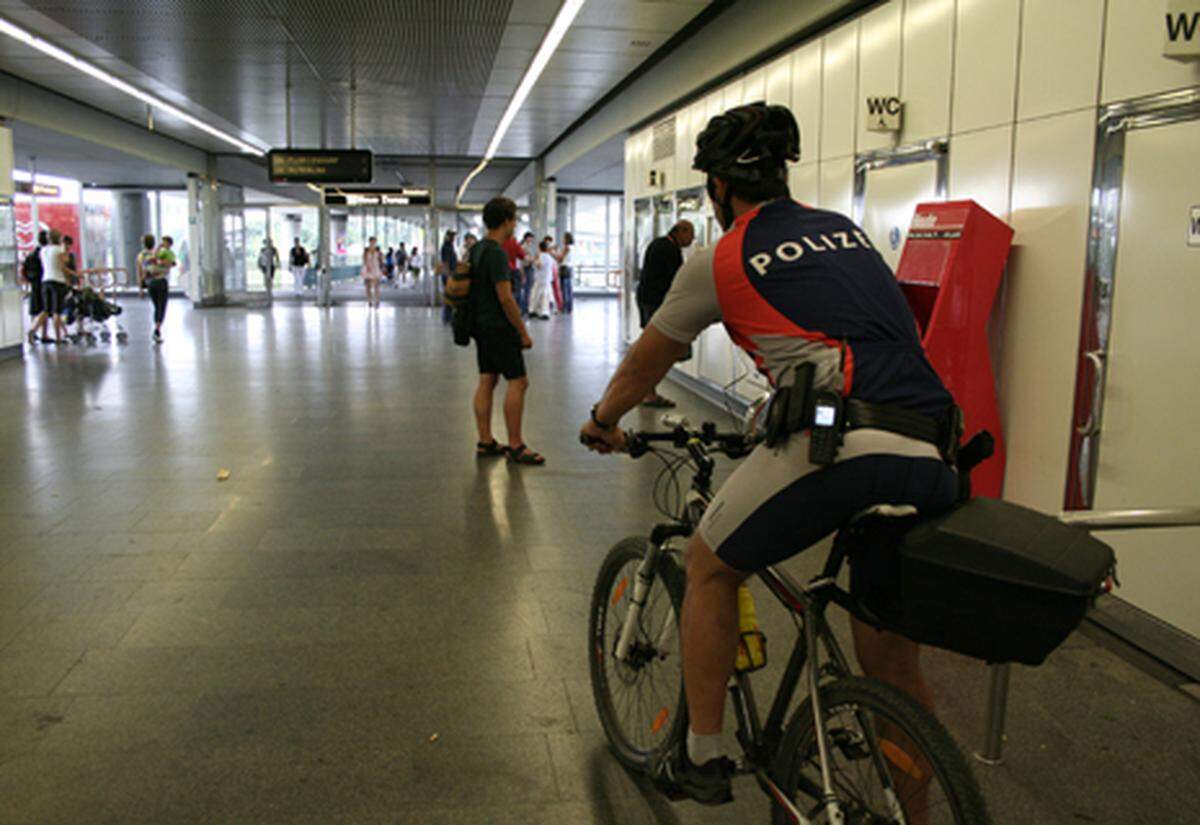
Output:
[[115, 192, 149, 288], [186, 174, 223, 306], [532, 159, 557, 243], [317, 206, 332, 307]]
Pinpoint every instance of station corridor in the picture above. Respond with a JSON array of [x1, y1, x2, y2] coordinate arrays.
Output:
[[0, 298, 1196, 823]]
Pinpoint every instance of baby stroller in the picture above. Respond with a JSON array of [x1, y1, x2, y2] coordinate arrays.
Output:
[[66, 275, 128, 344]]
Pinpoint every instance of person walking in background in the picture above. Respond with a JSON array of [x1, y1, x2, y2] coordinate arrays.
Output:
[[362, 236, 384, 308], [384, 246, 395, 285], [556, 231, 575, 314], [468, 197, 542, 466], [520, 232, 536, 315], [544, 235, 564, 313], [20, 230, 47, 325], [407, 245, 422, 283], [439, 230, 458, 325], [528, 238, 556, 320], [143, 235, 177, 343], [393, 244, 408, 286], [501, 230, 528, 316], [289, 238, 310, 295], [28, 228, 73, 344], [636, 219, 695, 407], [257, 238, 280, 302]]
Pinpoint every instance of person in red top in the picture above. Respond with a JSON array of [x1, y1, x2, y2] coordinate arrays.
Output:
[[503, 233, 529, 316]]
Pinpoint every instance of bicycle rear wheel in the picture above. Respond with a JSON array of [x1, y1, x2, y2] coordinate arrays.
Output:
[[588, 536, 687, 770], [772, 677, 990, 824]]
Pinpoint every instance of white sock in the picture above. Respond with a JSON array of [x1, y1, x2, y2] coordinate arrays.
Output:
[[687, 728, 726, 765]]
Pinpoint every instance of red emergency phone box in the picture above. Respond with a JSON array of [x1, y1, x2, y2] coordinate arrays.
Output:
[[894, 200, 1013, 498]]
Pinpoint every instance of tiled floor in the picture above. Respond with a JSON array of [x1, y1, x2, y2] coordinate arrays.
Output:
[[1, 297, 1197, 823]]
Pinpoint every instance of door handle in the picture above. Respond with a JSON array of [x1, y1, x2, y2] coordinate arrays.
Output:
[[1076, 350, 1106, 437]]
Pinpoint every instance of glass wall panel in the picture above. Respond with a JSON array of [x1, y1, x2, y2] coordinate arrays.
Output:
[[159, 192, 190, 289]]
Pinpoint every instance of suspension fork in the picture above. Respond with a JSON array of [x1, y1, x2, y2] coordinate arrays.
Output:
[[614, 539, 665, 661]]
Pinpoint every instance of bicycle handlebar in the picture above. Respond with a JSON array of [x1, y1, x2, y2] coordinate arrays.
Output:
[[580, 422, 752, 459]]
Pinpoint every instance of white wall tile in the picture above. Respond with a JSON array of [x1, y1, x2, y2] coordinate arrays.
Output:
[[901, 0, 955, 141], [765, 56, 792, 107], [791, 42, 824, 163], [953, 0, 1020, 134], [949, 124, 1014, 220], [999, 109, 1096, 510], [742, 68, 767, 104], [1017, 0, 1104, 121], [819, 156, 855, 216], [857, 1, 903, 153], [1101, 0, 1200, 104], [790, 162, 821, 206], [821, 22, 860, 160]]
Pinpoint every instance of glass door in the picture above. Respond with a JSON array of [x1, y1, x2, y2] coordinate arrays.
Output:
[[243, 208, 270, 293], [221, 210, 246, 293]]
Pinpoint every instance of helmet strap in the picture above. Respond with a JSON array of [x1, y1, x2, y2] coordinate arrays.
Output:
[[707, 177, 736, 231]]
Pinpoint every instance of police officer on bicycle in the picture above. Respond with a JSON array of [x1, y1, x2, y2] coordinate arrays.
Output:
[[581, 103, 961, 804]]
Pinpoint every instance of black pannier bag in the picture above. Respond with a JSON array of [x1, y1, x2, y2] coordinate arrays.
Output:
[[848, 497, 1116, 666]]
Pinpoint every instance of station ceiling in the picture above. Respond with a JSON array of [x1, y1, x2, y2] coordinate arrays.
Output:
[[0, 0, 712, 200]]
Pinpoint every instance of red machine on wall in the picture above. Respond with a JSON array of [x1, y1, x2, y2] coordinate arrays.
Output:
[[894, 200, 1013, 498]]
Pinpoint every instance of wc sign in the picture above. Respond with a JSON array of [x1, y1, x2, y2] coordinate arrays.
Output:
[[864, 96, 902, 132], [1164, 1, 1200, 59]]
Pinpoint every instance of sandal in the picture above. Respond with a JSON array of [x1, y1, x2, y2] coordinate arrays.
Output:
[[506, 444, 545, 466], [476, 440, 507, 458]]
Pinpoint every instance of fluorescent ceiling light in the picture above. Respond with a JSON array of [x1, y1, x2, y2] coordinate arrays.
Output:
[[0, 17, 265, 156], [457, 0, 586, 206]]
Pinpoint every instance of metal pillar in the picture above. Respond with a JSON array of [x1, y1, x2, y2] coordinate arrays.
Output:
[[115, 192, 149, 288], [975, 664, 1010, 765], [186, 174, 223, 305], [317, 205, 332, 306]]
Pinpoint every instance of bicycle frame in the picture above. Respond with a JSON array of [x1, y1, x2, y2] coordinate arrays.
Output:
[[609, 431, 911, 825]]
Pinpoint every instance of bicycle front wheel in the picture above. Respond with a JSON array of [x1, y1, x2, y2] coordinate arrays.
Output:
[[588, 536, 687, 771], [772, 677, 990, 825]]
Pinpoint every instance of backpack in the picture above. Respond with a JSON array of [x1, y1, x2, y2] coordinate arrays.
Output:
[[447, 253, 474, 347], [21, 247, 42, 281]]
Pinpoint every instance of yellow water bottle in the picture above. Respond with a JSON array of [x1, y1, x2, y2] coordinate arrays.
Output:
[[735, 584, 767, 672]]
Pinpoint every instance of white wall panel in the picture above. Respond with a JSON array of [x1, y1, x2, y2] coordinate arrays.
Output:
[[765, 56, 792, 107], [999, 109, 1095, 510], [819, 156, 855, 216], [1101, 0, 1200, 104], [792, 43, 823, 162], [857, 1, 903, 153], [1017, 0, 1104, 121], [953, 0, 1020, 134], [821, 23, 860, 160], [673, 104, 693, 196], [742, 68, 767, 105], [948, 124, 1014, 220], [688, 102, 711, 188], [901, 0, 955, 141], [790, 162, 821, 206], [722, 78, 745, 113]]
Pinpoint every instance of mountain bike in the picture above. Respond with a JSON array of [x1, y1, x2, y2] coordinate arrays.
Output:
[[587, 419, 990, 824]]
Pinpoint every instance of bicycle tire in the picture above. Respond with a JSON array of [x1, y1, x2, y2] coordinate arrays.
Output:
[[588, 536, 688, 771], [771, 676, 990, 825]]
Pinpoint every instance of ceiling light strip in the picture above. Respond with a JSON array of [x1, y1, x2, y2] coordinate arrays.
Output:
[[0, 17, 266, 156], [457, 0, 586, 206]]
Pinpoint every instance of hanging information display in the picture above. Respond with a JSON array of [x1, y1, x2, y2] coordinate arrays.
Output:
[[267, 149, 373, 183], [322, 188, 432, 207]]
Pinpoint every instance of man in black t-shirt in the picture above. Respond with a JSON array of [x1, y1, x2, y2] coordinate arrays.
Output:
[[289, 238, 310, 295], [635, 220, 695, 407], [469, 197, 543, 465]]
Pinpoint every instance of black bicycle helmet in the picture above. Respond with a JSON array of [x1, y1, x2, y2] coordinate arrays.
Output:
[[693, 102, 801, 183]]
